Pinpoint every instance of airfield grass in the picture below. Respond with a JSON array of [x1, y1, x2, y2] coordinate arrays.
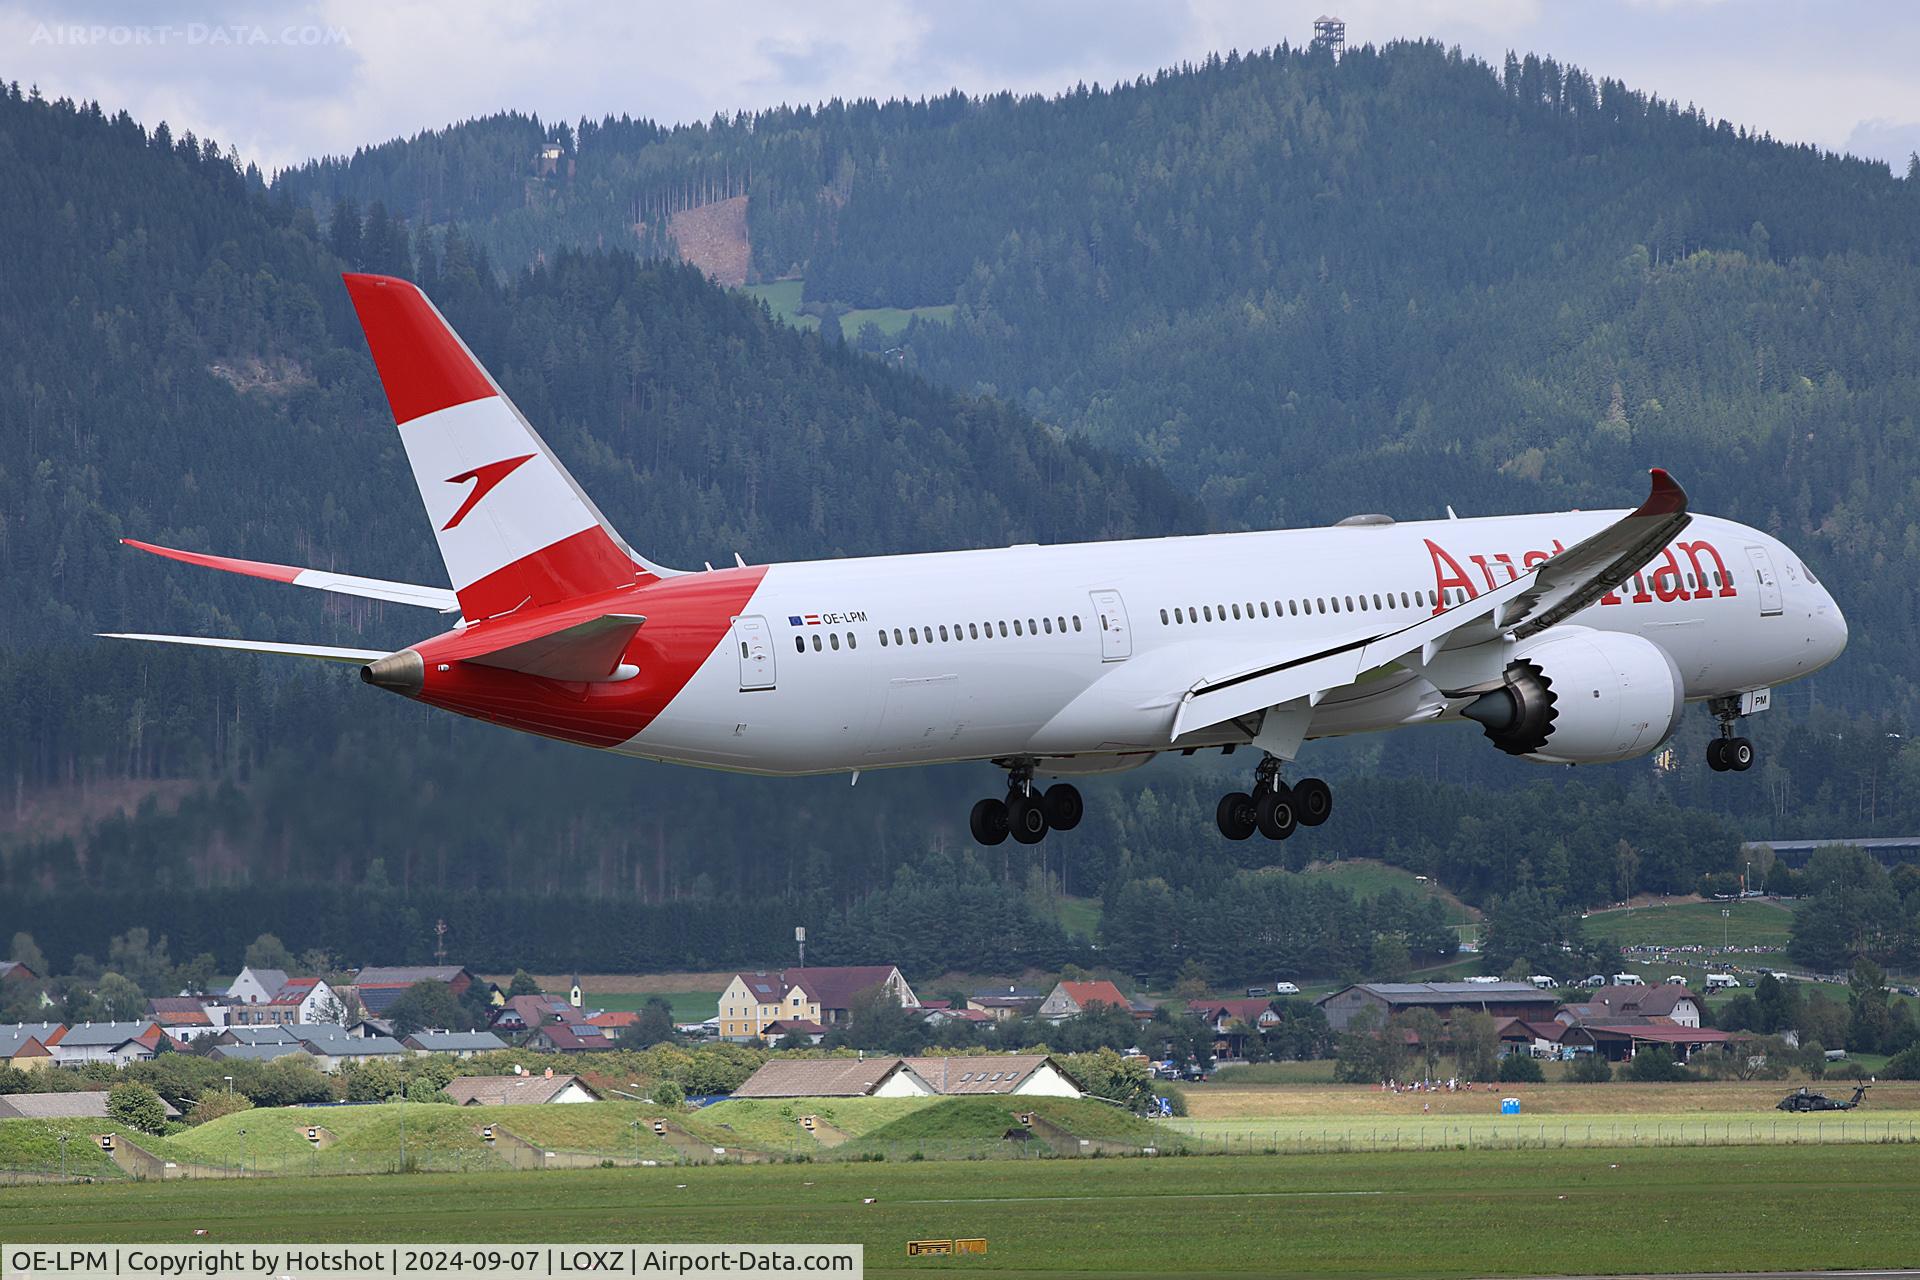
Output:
[[3, 1145, 1917, 1277], [1582, 898, 1795, 948], [1182, 1080, 1920, 1119]]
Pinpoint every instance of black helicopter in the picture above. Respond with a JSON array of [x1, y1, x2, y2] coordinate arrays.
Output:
[[1776, 1082, 1870, 1112]]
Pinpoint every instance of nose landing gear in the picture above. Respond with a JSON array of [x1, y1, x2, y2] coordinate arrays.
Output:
[[1216, 755, 1332, 841], [969, 763, 1083, 846], [1706, 697, 1756, 773]]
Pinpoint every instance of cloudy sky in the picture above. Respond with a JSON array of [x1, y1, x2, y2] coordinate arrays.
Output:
[[8, 0, 1918, 176]]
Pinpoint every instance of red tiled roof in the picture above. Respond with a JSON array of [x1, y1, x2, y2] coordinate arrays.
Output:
[[1061, 980, 1128, 1011], [587, 1010, 638, 1028]]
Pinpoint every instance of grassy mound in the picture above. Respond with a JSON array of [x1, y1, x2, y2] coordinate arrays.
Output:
[[683, 1097, 936, 1151], [0, 1117, 128, 1179], [859, 1097, 1160, 1145]]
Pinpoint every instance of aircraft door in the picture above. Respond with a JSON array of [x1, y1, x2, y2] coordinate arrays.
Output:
[[732, 616, 776, 690], [1090, 589, 1132, 661], [1742, 546, 1783, 617]]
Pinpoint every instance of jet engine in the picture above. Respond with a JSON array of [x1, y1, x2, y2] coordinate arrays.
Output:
[[1459, 631, 1685, 765]]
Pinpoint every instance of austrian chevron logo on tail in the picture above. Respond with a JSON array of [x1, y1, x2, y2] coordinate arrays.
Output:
[[442, 454, 535, 531]]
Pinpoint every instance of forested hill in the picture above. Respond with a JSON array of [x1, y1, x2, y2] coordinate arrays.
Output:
[[0, 82, 1188, 932], [279, 40, 1920, 721]]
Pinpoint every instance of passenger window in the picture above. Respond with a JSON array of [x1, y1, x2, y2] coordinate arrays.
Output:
[[848, 633, 856, 650], [999, 621, 1009, 637], [1044, 617, 1054, 634], [1231, 604, 1242, 620], [969, 622, 980, 639], [939, 625, 949, 642], [829, 633, 840, 651], [1331, 597, 1341, 613], [1028, 618, 1038, 635], [811, 634, 822, 651], [1260, 601, 1270, 618], [909, 627, 919, 644], [1160, 609, 1170, 625], [1057, 616, 1067, 632], [1203, 606, 1213, 622], [795, 636, 804, 653], [1358, 595, 1368, 612], [1014, 620, 1024, 636], [893, 628, 904, 645], [1072, 616, 1082, 632], [1373, 593, 1382, 609]]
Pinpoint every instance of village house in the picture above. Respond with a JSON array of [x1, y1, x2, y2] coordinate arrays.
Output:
[[208, 1042, 315, 1065], [1036, 980, 1132, 1023], [527, 1021, 615, 1053], [0, 1092, 180, 1122], [401, 1030, 506, 1057], [48, 1021, 165, 1066], [1187, 997, 1284, 1057], [716, 966, 919, 1041], [226, 967, 289, 1007], [1316, 982, 1562, 1032], [0, 1025, 55, 1071], [147, 997, 225, 1042], [1560, 984, 1704, 1028], [966, 985, 1046, 1022], [446, 1071, 600, 1106]]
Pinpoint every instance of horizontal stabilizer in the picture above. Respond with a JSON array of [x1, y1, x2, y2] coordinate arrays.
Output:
[[123, 539, 458, 612], [99, 633, 389, 664], [466, 613, 647, 683]]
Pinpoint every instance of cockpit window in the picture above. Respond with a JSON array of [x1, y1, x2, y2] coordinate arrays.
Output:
[[1800, 559, 1820, 585]]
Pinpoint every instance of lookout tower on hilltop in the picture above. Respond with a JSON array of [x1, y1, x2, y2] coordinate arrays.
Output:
[[1312, 15, 1345, 58]]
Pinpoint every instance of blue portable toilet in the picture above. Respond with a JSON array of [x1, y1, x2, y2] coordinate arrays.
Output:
[[1500, 1097, 1521, 1115]]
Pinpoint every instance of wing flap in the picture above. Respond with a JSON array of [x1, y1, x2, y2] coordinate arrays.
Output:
[[123, 539, 459, 612], [1170, 469, 1691, 739]]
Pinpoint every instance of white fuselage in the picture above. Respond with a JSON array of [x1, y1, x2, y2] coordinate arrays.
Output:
[[626, 508, 1846, 776]]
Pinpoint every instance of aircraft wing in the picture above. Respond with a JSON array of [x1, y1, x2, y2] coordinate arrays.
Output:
[[1169, 469, 1692, 740], [122, 539, 459, 612]]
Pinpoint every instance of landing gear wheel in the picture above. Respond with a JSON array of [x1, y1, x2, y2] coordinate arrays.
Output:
[[1256, 786, 1298, 841], [1707, 738, 1730, 772], [1293, 777, 1333, 827], [1008, 792, 1050, 844], [1728, 737, 1755, 771], [1043, 783, 1084, 832], [1216, 792, 1257, 841], [970, 797, 1010, 846]]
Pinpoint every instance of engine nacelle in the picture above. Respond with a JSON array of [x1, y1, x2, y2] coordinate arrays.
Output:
[[1460, 631, 1685, 765]]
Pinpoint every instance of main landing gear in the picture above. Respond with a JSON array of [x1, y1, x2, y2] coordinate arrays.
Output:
[[1706, 696, 1756, 773], [970, 764, 1083, 846], [1216, 754, 1333, 841]]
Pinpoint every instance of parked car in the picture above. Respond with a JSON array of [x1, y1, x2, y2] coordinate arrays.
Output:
[[1272, 981, 1301, 996], [1611, 973, 1646, 986], [1529, 975, 1558, 990]]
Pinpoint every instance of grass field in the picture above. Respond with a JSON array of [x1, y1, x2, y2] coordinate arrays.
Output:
[[840, 303, 957, 338], [1183, 1080, 1920, 1119], [743, 280, 955, 339], [1053, 894, 1101, 940], [581, 990, 720, 1021], [1582, 898, 1794, 948], [4, 1146, 1917, 1277]]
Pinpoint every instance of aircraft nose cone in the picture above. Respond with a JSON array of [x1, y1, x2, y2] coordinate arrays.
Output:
[[1814, 593, 1847, 669]]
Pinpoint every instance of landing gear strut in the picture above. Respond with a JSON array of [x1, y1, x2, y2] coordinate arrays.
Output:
[[969, 763, 1082, 846], [1216, 755, 1332, 841], [1706, 698, 1755, 773]]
